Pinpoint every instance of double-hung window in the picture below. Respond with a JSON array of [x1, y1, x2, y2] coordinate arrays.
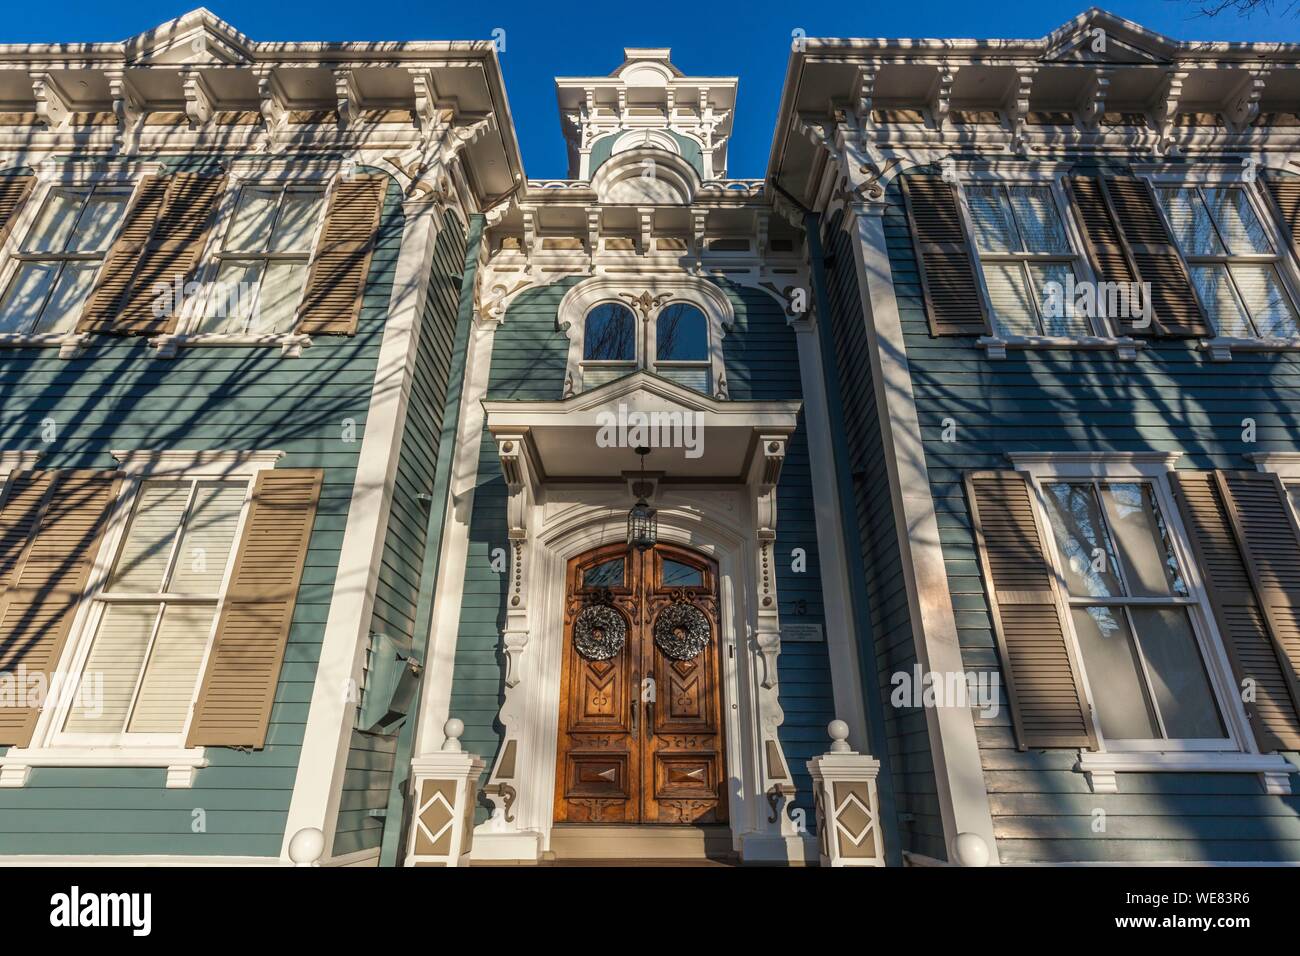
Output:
[[1037, 477, 1232, 750], [0, 185, 130, 334], [1153, 183, 1300, 340], [963, 181, 1091, 338], [198, 183, 325, 335], [58, 478, 248, 743]]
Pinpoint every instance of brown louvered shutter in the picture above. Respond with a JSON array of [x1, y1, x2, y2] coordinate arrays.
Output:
[[1103, 175, 1211, 338], [0, 470, 120, 746], [900, 174, 990, 336], [110, 172, 226, 337], [965, 471, 1096, 750], [297, 174, 387, 336], [187, 468, 322, 748], [1262, 171, 1300, 260], [0, 175, 36, 248], [1170, 471, 1300, 751], [1065, 176, 1150, 337], [77, 176, 172, 333]]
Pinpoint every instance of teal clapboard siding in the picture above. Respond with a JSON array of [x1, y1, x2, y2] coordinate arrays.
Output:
[[448, 277, 836, 823], [331, 210, 469, 858], [821, 211, 944, 860], [882, 161, 1300, 863], [0, 165, 406, 857]]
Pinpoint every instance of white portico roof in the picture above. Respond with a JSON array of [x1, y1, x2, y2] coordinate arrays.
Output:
[[482, 371, 802, 482]]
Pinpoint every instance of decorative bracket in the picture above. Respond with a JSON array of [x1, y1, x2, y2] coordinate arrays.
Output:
[[31, 73, 70, 129], [256, 68, 289, 150], [335, 69, 361, 127], [1008, 66, 1038, 156], [181, 68, 215, 127], [1079, 67, 1110, 129], [496, 432, 538, 688], [1152, 69, 1190, 157], [933, 65, 957, 130]]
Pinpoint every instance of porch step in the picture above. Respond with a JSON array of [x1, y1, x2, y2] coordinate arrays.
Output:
[[548, 825, 737, 862]]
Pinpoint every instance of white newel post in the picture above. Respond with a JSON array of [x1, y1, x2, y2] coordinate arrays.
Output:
[[806, 719, 885, 867], [405, 719, 486, 867]]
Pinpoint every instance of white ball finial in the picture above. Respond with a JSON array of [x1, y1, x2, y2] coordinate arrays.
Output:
[[442, 718, 465, 752], [952, 832, 990, 867], [288, 827, 325, 867], [828, 719, 852, 753]]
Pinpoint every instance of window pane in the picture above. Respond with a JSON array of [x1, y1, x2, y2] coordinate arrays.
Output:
[[583, 303, 636, 361], [270, 190, 324, 252], [252, 262, 307, 333], [225, 186, 280, 252], [1129, 607, 1226, 740], [1043, 483, 1123, 597], [662, 559, 704, 587], [1203, 187, 1272, 255], [68, 191, 128, 252], [656, 303, 708, 361], [1008, 186, 1069, 254], [966, 185, 1019, 253], [168, 482, 246, 593], [1231, 264, 1300, 339], [1098, 483, 1186, 597], [1157, 187, 1225, 256], [199, 260, 263, 334], [583, 558, 624, 588], [1071, 606, 1160, 739], [109, 482, 191, 592], [33, 262, 97, 334], [1029, 262, 1089, 336], [64, 603, 159, 733], [127, 603, 217, 733], [0, 262, 58, 333], [1189, 264, 1253, 338], [982, 261, 1039, 337], [25, 188, 84, 253]]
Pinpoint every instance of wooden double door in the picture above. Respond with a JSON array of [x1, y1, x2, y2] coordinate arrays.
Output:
[[554, 542, 728, 825]]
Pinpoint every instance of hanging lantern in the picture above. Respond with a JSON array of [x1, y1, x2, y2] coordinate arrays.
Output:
[[627, 446, 658, 552]]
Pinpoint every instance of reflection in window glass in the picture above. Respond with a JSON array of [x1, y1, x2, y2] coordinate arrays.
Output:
[[656, 303, 708, 361], [1072, 606, 1159, 740], [1043, 483, 1122, 597], [661, 559, 704, 588], [582, 558, 625, 588], [583, 303, 636, 362]]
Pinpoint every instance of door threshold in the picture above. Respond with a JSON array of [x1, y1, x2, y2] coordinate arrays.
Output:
[[548, 824, 736, 862]]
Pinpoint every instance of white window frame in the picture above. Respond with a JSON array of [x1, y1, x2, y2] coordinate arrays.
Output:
[[1007, 452, 1297, 794], [558, 275, 731, 398], [953, 161, 1142, 360], [151, 158, 342, 358], [1137, 162, 1300, 361], [0, 449, 283, 789], [0, 159, 163, 358]]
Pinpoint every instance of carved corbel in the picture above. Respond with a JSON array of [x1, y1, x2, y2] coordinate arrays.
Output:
[[1152, 68, 1189, 157], [31, 73, 70, 129], [106, 70, 143, 154], [1008, 66, 1037, 155], [691, 208, 708, 267], [1079, 67, 1110, 129], [335, 69, 361, 127], [586, 207, 601, 256], [257, 69, 289, 151], [749, 434, 787, 689], [410, 69, 439, 130], [933, 65, 957, 129], [755, 209, 770, 258], [854, 66, 877, 128], [1230, 68, 1270, 131], [521, 208, 536, 258], [496, 432, 538, 688], [638, 207, 654, 256], [181, 68, 215, 127]]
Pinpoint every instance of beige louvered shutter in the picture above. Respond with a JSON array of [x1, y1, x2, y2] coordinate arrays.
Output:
[[965, 471, 1096, 750], [1170, 471, 1300, 751], [1065, 176, 1151, 337], [110, 172, 226, 337], [1103, 176, 1211, 338], [0, 175, 36, 248], [900, 174, 990, 337], [0, 470, 121, 746], [77, 176, 175, 333], [297, 174, 387, 336], [187, 469, 322, 748], [1262, 171, 1300, 260]]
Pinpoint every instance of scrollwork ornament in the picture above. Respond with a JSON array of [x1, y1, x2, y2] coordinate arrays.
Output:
[[653, 602, 711, 661], [573, 603, 626, 661]]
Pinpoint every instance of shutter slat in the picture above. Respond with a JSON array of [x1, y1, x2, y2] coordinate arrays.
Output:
[[0, 175, 37, 248], [1263, 172, 1300, 260], [186, 468, 322, 748], [965, 470, 1095, 750], [0, 470, 120, 746], [1065, 176, 1149, 337], [297, 174, 387, 336], [77, 177, 172, 333], [1170, 471, 1300, 751], [901, 174, 990, 337]]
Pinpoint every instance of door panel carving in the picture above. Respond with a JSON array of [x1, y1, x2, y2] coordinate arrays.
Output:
[[555, 543, 726, 825]]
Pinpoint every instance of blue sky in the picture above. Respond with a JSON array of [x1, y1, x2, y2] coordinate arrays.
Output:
[[6, 1, 1298, 178]]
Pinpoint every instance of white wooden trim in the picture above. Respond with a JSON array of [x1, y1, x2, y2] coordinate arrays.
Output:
[[110, 448, 284, 477], [1077, 750, 1297, 795], [1248, 452, 1300, 479], [280, 198, 444, 861], [844, 201, 1000, 863], [0, 748, 207, 789]]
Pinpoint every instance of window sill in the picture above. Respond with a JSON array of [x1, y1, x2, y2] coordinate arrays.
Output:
[[978, 335, 1142, 361], [1076, 750, 1297, 795], [148, 332, 312, 359], [0, 332, 92, 359], [1200, 336, 1300, 362], [0, 746, 207, 788]]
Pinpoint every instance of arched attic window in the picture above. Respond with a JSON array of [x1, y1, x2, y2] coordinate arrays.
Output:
[[582, 301, 638, 387]]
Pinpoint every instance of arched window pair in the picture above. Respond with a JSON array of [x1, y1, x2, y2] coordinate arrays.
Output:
[[581, 300, 711, 393]]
